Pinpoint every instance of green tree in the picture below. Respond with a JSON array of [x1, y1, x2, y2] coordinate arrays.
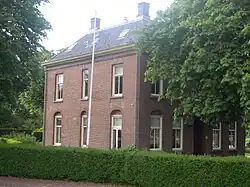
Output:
[[0, 0, 51, 126], [137, 0, 250, 124], [18, 50, 54, 129]]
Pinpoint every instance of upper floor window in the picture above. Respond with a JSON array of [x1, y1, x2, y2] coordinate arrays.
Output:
[[151, 80, 163, 96], [229, 122, 237, 150], [112, 64, 123, 96], [212, 123, 221, 150], [172, 119, 183, 151], [150, 115, 162, 150], [81, 112, 88, 147], [55, 74, 63, 101], [82, 70, 89, 99], [54, 113, 62, 146], [111, 114, 122, 149]]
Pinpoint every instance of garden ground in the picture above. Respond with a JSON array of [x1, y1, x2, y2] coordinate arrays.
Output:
[[0, 177, 124, 187]]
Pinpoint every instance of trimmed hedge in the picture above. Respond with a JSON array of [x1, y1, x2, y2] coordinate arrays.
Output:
[[0, 144, 250, 187]]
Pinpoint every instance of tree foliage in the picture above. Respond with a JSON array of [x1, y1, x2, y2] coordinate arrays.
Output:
[[0, 0, 51, 126], [137, 0, 250, 124]]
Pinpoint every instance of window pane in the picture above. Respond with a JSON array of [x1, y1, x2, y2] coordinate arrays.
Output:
[[84, 71, 88, 79], [229, 123, 236, 130], [229, 131, 235, 148], [82, 127, 87, 145], [56, 127, 61, 143], [113, 130, 116, 148], [58, 84, 63, 99], [151, 117, 160, 128], [84, 80, 88, 97], [150, 128, 155, 149], [155, 81, 160, 94], [173, 120, 181, 128], [58, 74, 63, 84], [115, 76, 119, 94], [82, 116, 87, 127], [115, 66, 123, 75], [56, 118, 61, 126], [118, 129, 121, 148], [214, 124, 220, 129], [213, 130, 220, 149], [151, 84, 156, 94], [113, 117, 122, 127], [154, 128, 160, 149], [119, 76, 123, 94]]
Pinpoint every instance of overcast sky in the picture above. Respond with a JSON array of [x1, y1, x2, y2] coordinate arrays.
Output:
[[40, 0, 173, 51]]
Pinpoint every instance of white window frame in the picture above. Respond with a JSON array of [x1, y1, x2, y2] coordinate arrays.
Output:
[[55, 74, 63, 101], [150, 115, 163, 151], [212, 123, 222, 150], [229, 121, 237, 150], [112, 64, 123, 97], [81, 113, 88, 147], [82, 70, 89, 99], [54, 115, 62, 146], [172, 118, 183, 151], [151, 80, 163, 96], [111, 114, 122, 149]]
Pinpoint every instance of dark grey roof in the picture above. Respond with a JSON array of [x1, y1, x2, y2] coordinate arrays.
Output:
[[51, 18, 148, 61]]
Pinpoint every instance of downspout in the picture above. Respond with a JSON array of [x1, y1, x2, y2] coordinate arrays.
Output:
[[42, 67, 47, 146]]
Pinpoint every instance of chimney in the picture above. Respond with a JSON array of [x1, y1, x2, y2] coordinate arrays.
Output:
[[137, 2, 150, 20], [90, 17, 101, 30]]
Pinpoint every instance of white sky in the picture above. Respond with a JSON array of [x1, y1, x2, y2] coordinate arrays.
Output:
[[40, 0, 173, 51]]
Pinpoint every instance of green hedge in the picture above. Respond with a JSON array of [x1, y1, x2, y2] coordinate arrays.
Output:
[[0, 144, 250, 187]]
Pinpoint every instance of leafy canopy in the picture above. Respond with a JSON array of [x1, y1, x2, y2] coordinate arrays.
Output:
[[0, 0, 51, 126], [137, 0, 250, 124]]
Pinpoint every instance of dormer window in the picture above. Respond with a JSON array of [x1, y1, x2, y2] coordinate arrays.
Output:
[[118, 29, 130, 39]]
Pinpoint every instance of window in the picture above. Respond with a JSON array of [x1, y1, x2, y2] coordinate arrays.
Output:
[[81, 113, 88, 147], [118, 29, 130, 39], [150, 115, 162, 150], [172, 119, 183, 150], [55, 74, 63, 101], [212, 123, 221, 150], [82, 70, 88, 99], [111, 115, 122, 149], [151, 80, 163, 96], [112, 65, 123, 96], [229, 122, 237, 150], [54, 114, 62, 146]]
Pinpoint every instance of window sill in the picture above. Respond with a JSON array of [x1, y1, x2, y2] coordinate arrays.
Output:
[[54, 100, 63, 103], [229, 148, 237, 151], [212, 148, 222, 151], [150, 148, 162, 151], [54, 143, 61, 146], [80, 98, 89, 101], [110, 95, 123, 99], [172, 148, 183, 152]]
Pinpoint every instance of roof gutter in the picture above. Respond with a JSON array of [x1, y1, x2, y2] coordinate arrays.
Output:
[[43, 44, 136, 67]]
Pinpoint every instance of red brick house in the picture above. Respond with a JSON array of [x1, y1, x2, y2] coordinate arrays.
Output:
[[43, 2, 245, 156]]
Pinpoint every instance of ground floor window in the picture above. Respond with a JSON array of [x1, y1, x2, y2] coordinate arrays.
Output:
[[81, 113, 88, 147], [111, 115, 122, 149], [172, 118, 183, 151], [229, 122, 237, 149], [212, 123, 221, 150], [150, 115, 162, 150], [54, 114, 62, 146]]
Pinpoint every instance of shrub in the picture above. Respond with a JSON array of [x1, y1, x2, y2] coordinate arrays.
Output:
[[0, 128, 32, 136], [3, 133, 37, 145], [0, 144, 250, 187]]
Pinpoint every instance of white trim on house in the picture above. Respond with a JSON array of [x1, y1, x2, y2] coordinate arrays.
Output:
[[151, 80, 163, 97], [54, 115, 62, 146], [112, 64, 123, 97], [82, 70, 89, 100], [81, 114, 88, 147], [172, 118, 183, 151], [150, 115, 162, 151], [229, 121, 237, 150], [111, 114, 122, 149], [212, 123, 222, 150], [55, 74, 64, 101]]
